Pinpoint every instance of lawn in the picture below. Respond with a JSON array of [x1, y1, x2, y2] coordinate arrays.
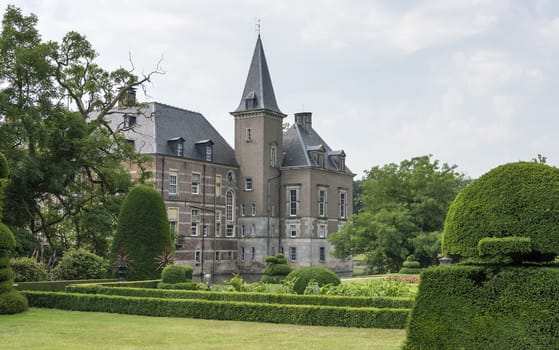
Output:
[[1, 308, 405, 350]]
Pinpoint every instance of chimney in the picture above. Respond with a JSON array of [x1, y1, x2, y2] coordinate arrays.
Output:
[[294, 112, 312, 133], [119, 87, 137, 108]]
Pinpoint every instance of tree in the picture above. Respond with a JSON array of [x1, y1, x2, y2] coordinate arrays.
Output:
[[111, 185, 173, 280], [329, 155, 467, 273], [0, 5, 160, 256]]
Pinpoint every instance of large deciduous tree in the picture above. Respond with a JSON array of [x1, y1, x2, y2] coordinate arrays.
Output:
[[329, 155, 467, 273], [0, 5, 160, 257]]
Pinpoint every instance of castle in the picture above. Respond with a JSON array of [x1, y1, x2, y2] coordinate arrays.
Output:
[[110, 36, 354, 278]]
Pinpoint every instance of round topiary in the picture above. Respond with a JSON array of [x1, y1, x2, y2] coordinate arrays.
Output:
[[11, 257, 48, 282], [285, 266, 341, 294], [261, 253, 292, 284], [0, 291, 28, 314], [160, 264, 193, 284], [51, 248, 108, 280], [112, 185, 173, 280], [442, 162, 559, 262]]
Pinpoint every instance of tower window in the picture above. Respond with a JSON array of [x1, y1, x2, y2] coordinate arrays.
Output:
[[245, 178, 253, 191], [246, 128, 252, 142]]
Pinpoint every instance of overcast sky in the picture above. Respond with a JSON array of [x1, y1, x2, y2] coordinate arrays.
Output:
[[8, 0, 559, 179]]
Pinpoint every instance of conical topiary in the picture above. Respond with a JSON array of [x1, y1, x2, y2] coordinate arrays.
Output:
[[0, 152, 28, 314]]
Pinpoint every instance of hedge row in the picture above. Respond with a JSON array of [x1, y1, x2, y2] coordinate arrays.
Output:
[[15, 279, 118, 292], [65, 284, 414, 309], [24, 291, 410, 329], [403, 265, 559, 349]]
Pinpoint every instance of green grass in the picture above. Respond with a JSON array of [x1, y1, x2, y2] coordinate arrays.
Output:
[[1, 308, 405, 349]]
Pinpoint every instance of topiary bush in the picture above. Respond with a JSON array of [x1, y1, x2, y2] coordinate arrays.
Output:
[[442, 162, 559, 263], [261, 253, 292, 284], [51, 248, 108, 280], [111, 185, 173, 280], [0, 152, 28, 314], [286, 266, 341, 294], [11, 257, 48, 282], [399, 256, 422, 275], [160, 265, 193, 284]]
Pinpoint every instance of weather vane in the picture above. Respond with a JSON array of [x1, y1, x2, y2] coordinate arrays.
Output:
[[255, 18, 261, 36]]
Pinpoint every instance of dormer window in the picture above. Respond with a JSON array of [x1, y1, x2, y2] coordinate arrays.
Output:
[[195, 139, 214, 162], [123, 114, 136, 128], [329, 150, 346, 172], [167, 137, 185, 157], [307, 145, 326, 168], [244, 91, 257, 109]]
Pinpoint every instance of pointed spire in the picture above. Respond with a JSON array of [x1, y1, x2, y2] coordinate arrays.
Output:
[[234, 35, 284, 115]]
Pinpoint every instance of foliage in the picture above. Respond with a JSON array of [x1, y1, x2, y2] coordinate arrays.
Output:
[[14, 279, 118, 292], [403, 265, 559, 349], [325, 279, 416, 298], [154, 247, 174, 271], [442, 162, 559, 262], [111, 185, 173, 280], [398, 256, 422, 274], [157, 282, 200, 290], [330, 155, 466, 273], [224, 273, 245, 292], [0, 5, 158, 257], [261, 253, 292, 284], [160, 265, 193, 284], [51, 248, 108, 280], [25, 290, 410, 329], [11, 257, 48, 282], [0, 290, 28, 314], [286, 266, 341, 294]]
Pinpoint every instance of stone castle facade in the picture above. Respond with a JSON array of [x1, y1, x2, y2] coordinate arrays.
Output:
[[110, 36, 354, 278]]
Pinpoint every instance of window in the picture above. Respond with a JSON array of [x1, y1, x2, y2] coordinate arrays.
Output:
[[191, 209, 200, 222], [195, 250, 201, 264], [339, 190, 347, 219], [215, 211, 221, 237], [319, 247, 325, 262], [226, 191, 234, 221], [288, 188, 298, 216], [191, 222, 199, 236], [246, 128, 252, 142], [289, 224, 297, 238], [270, 144, 277, 167], [203, 224, 209, 237], [123, 114, 136, 128], [251, 247, 256, 261], [205, 145, 213, 161], [226, 170, 235, 184], [168, 207, 179, 237], [215, 175, 222, 197], [228, 251, 233, 260], [241, 204, 245, 216], [318, 224, 327, 238], [126, 139, 135, 150], [240, 225, 246, 237], [215, 251, 220, 261], [191, 173, 201, 195], [240, 247, 245, 261], [317, 152, 324, 167], [245, 178, 253, 191], [177, 142, 184, 156], [290, 247, 297, 262], [226, 224, 234, 237], [318, 189, 327, 217], [338, 157, 345, 171], [191, 209, 199, 236], [251, 203, 256, 216], [251, 224, 256, 236], [169, 170, 178, 195]]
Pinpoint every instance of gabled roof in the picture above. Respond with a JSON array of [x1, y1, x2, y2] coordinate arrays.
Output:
[[234, 35, 284, 115], [153, 102, 237, 166], [282, 122, 352, 174]]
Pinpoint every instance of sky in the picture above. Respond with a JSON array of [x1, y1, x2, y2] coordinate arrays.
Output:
[[6, 0, 559, 179]]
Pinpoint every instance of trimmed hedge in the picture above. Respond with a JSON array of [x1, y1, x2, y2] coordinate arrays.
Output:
[[24, 290, 410, 329], [478, 236, 532, 260], [443, 162, 559, 262], [160, 265, 193, 284], [286, 266, 341, 294], [65, 284, 414, 309], [15, 279, 118, 292], [403, 265, 559, 349], [157, 282, 199, 290]]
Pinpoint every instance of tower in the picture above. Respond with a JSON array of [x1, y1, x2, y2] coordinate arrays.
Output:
[[231, 35, 286, 272]]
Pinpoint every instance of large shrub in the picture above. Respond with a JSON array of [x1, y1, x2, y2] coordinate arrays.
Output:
[[51, 248, 108, 280], [0, 152, 28, 314], [403, 265, 559, 349], [442, 162, 559, 262], [160, 265, 193, 284], [261, 253, 292, 284], [111, 185, 173, 280], [286, 266, 341, 294], [11, 257, 48, 282]]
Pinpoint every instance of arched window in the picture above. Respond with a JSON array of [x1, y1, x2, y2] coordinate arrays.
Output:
[[226, 190, 234, 221]]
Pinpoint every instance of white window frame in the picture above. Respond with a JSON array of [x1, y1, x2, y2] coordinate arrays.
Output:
[[169, 170, 178, 195], [319, 247, 326, 262], [215, 175, 222, 197], [318, 188, 327, 217], [289, 224, 297, 238], [251, 203, 256, 216], [205, 145, 213, 161], [215, 211, 221, 237], [290, 247, 297, 262], [339, 190, 347, 219], [191, 172, 201, 195], [245, 177, 253, 191], [226, 190, 234, 221], [318, 224, 327, 238], [241, 204, 245, 217], [287, 186, 299, 217], [226, 224, 234, 237], [195, 250, 201, 263]]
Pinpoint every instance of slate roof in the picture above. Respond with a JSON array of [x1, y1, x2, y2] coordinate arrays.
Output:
[[153, 102, 237, 166], [282, 121, 352, 174], [234, 35, 284, 115]]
